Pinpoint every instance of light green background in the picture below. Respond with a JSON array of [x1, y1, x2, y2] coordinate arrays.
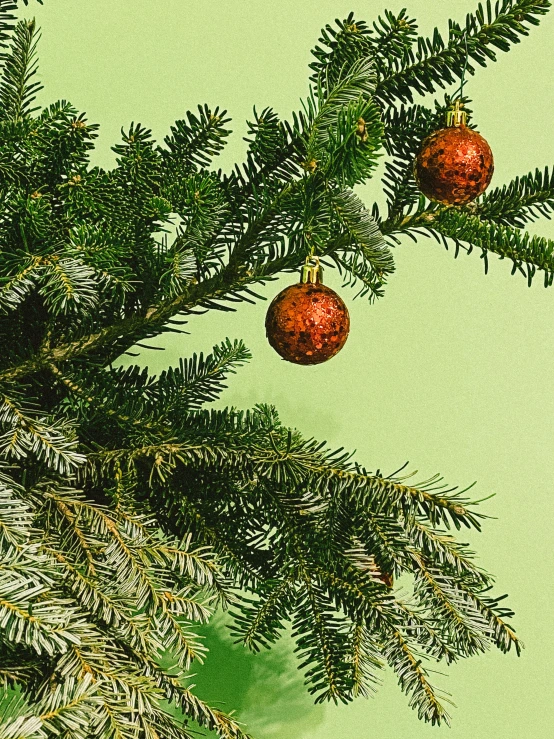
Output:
[[19, 1, 554, 737]]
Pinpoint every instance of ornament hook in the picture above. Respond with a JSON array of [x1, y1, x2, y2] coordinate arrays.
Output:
[[301, 255, 323, 284], [446, 99, 467, 127]]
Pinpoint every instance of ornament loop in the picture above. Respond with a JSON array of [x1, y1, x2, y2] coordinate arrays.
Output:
[[301, 255, 323, 284], [446, 99, 467, 128]]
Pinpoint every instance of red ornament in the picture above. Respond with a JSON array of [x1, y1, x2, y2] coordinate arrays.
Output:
[[414, 100, 494, 206], [366, 555, 394, 588], [376, 571, 394, 588], [265, 257, 350, 365]]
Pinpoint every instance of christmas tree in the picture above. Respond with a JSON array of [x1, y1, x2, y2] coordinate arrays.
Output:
[[0, 0, 552, 737]]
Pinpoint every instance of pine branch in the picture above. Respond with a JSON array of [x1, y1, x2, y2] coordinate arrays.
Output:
[[473, 165, 554, 226], [0, 394, 85, 474], [311, 565, 394, 627], [453, 584, 522, 655], [149, 492, 268, 593], [380, 101, 449, 220], [141, 711, 196, 739], [137, 654, 253, 739], [432, 208, 554, 286], [394, 600, 460, 664], [309, 14, 374, 90], [90, 406, 485, 533], [349, 622, 383, 698], [0, 255, 39, 313], [375, 0, 552, 105], [0, 247, 291, 384], [244, 107, 292, 175], [37, 674, 101, 739], [371, 9, 418, 72], [37, 257, 99, 316], [384, 629, 453, 726], [230, 578, 296, 651], [0, 19, 41, 120], [328, 187, 394, 281], [293, 576, 354, 704], [0, 2, 18, 61], [406, 518, 491, 585], [411, 556, 492, 658], [0, 571, 86, 657], [143, 536, 227, 594], [154, 339, 251, 414], [0, 469, 33, 547], [306, 56, 378, 157], [358, 511, 412, 574], [43, 546, 150, 653], [161, 105, 232, 175], [0, 693, 45, 739], [0, 55, 391, 379]]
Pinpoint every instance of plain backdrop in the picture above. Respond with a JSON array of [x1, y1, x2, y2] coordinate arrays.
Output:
[[18, 1, 554, 737]]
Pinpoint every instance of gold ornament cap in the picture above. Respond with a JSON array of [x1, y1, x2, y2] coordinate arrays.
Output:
[[301, 255, 323, 284], [446, 99, 467, 127]]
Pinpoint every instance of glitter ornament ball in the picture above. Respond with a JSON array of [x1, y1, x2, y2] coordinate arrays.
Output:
[[414, 100, 494, 206], [376, 571, 394, 588], [265, 257, 350, 365]]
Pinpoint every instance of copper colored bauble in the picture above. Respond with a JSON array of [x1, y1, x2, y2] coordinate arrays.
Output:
[[376, 571, 394, 588], [414, 100, 494, 206], [265, 257, 350, 365]]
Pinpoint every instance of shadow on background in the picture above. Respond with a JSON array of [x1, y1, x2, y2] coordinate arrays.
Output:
[[189, 612, 326, 738]]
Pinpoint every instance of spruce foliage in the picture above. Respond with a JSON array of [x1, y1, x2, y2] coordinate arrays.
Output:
[[0, 0, 552, 736]]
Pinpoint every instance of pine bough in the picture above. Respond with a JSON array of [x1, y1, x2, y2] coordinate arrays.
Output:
[[0, 1, 551, 737]]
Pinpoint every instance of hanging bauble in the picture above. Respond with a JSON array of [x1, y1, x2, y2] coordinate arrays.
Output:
[[414, 100, 494, 206], [368, 556, 394, 588], [376, 571, 394, 588], [265, 256, 350, 365]]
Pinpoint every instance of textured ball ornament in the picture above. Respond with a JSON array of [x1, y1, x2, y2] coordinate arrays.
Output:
[[376, 571, 394, 588], [414, 101, 494, 206], [368, 556, 394, 588], [265, 258, 350, 365]]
